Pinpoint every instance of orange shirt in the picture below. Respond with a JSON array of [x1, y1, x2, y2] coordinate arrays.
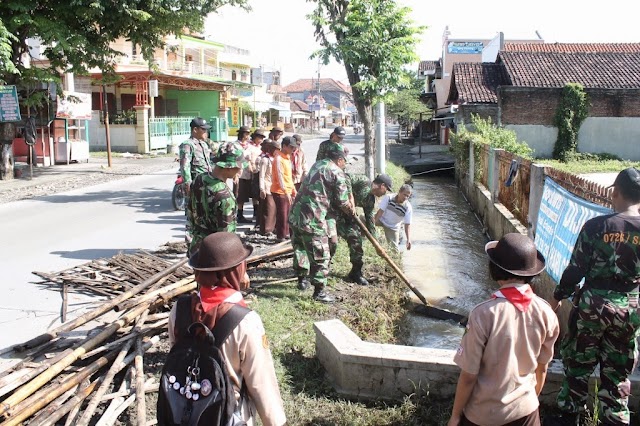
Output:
[[270, 152, 295, 196]]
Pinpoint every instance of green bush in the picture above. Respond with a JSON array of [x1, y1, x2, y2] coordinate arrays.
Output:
[[552, 83, 590, 161]]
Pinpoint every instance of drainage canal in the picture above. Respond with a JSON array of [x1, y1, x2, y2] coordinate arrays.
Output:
[[402, 174, 495, 349]]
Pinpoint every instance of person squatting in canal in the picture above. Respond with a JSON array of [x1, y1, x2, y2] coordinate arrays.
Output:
[[448, 233, 560, 426], [547, 167, 640, 426]]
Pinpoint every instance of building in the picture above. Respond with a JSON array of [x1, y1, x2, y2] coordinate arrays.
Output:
[[447, 42, 640, 160]]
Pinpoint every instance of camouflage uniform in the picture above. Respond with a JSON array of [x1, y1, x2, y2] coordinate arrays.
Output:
[[553, 213, 640, 425], [187, 141, 247, 256], [179, 137, 213, 244], [334, 173, 376, 266], [315, 139, 341, 162], [288, 158, 350, 294]]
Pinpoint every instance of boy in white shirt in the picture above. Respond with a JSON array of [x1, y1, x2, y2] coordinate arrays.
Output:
[[374, 184, 413, 250]]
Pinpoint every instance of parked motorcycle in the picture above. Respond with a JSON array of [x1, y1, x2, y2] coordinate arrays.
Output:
[[172, 173, 187, 211], [353, 123, 362, 134]]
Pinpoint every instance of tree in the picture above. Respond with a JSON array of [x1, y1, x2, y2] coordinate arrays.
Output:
[[386, 71, 431, 132], [0, 0, 248, 180], [552, 83, 589, 162], [308, 0, 424, 179]]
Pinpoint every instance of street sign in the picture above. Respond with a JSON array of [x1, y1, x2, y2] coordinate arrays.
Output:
[[0, 85, 21, 122], [308, 103, 321, 111]]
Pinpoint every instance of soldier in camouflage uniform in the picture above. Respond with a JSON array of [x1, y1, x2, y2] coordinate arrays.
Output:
[[187, 141, 247, 256], [179, 117, 214, 245], [289, 143, 353, 303], [334, 173, 393, 285], [547, 168, 640, 426], [315, 126, 346, 162]]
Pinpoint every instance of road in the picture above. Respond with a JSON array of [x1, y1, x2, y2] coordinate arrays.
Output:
[[0, 129, 377, 352]]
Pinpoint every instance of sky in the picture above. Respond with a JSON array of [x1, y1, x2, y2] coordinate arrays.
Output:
[[206, 0, 640, 87]]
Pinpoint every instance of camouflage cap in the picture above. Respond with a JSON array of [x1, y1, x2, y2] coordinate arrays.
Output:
[[216, 141, 248, 169], [325, 141, 347, 160]]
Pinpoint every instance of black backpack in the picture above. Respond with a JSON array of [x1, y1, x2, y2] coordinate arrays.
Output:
[[157, 295, 250, 426]]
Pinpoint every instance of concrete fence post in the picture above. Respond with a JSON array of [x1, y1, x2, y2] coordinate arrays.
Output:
[[528, 163, 547, 238], [489, 148, 504, 203]]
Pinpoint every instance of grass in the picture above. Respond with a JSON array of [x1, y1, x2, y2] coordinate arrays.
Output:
[[536, 154, 640, 174], [243, 163, 461, 425]]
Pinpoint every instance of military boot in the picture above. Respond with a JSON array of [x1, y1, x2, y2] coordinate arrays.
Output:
[[297, 276, 310, 290], [313, 287, 335, 303], [347, 263, 370, 286]]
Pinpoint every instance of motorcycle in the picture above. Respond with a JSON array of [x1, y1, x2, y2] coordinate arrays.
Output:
[[172, 173, 187, 211], [353, 123, 362, 134]]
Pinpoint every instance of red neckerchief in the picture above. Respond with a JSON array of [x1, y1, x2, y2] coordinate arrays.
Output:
[[199, 286, 247, 312], [491, 284, 533, 312]]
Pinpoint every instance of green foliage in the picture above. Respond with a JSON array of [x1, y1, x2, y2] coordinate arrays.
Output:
[[386, 72, 431, 127], [308, 0, 424, 176], [0, 0, 249, 88], [552, 83, 590, 161]]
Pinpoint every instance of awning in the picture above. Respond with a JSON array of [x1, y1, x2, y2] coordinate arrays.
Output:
[[268, 104, 291, 118]]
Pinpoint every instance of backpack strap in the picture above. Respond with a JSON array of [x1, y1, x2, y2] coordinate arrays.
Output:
[[212, 304, 251, 349], [174, 294, 194, 340]]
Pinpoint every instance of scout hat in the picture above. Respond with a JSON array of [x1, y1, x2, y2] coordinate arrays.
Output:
[[485, 233, 545, 277], [281, 136, 299, 149], [262, 138, 280, 150], [252, 128, 267, 138], [609, 167, 640, 194], [373, 174, 393, 191], [190, 117, 212, 130], [216, 141, 248, 169], [270, 126, 284, 134], [238, 125, 251, 134], [292, 134, 302, 143], [189, 232, 253, 271]]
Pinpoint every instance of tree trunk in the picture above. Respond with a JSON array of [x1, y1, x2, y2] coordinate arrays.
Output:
[[0, 122, 16, 181], [361, 105, 374, 180]]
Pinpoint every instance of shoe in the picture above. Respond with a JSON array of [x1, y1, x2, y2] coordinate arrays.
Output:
[[297, 277, 310, 290], [348, 271, 370, 286], [313, 291, 335, 303], [238, 215, 253, 224]]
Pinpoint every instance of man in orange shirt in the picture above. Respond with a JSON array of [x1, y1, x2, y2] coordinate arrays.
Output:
[[270, 136, 298, 243]]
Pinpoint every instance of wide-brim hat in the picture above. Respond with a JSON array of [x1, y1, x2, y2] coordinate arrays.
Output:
[[216, 141, 248, 169], [189, 232, 253, 271], [252, 128, 267, 138], [485, 233, 545, 277]]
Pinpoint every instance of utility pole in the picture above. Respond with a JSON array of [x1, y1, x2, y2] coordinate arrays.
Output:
[[102, 84, 112, 168]]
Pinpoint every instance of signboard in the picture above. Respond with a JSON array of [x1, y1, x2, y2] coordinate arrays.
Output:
[[56, 91, 92, 119], [230, 100, 239, 127], [308, 103, 321, 111], [447, 41, 484, 54], [534, 177, 612, 283], [0, 85, 21, 122]]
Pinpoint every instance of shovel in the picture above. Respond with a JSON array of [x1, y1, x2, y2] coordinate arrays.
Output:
[[352, 215, 467, 325]]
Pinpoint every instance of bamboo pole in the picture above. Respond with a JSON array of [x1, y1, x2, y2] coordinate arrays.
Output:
[[26, 383, 79, 426], [41, 379, 101, 426], [246, 244, 293, 266], [135, 338, 146, 426], [115, 277, 195, 312], [13, 257, 189, 352]]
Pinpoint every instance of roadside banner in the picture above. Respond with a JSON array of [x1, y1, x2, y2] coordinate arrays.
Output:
[[534, 176, 612, 283]]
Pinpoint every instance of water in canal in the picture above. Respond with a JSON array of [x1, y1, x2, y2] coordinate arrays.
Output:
[[402, 174, 496, 349]]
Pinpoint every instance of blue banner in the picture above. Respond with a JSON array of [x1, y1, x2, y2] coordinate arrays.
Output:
[[534, 177, 612, 283], [447, 41, 484, 54]]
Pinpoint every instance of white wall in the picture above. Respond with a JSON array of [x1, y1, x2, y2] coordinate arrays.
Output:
[[506, 117, 640, 161], [88, 111, 138, 152]]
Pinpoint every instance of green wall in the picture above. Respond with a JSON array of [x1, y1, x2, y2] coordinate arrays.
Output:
[[165, 90, 220, 121]]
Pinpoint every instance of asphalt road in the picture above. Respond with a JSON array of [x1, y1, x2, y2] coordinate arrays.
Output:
[[0, 129, 372, 353]]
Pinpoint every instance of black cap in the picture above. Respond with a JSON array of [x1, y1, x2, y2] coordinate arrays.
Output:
[[610, 167, 640, 193], [373, 174, 393, 191], [333, 126, 346, 137], [281, 136, 298, 148], [190, 117, 212, 130]]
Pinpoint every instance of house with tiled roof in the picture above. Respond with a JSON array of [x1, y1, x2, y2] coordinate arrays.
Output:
[[283, 78, 354, 126], [448, 43, 640, 160]]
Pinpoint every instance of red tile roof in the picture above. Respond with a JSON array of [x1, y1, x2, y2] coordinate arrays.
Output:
[[290, 100, 310, 112], [448, 63, 510, 104], [498, 51, 640, 89], [503, 42, 640, 53], [283, 78, 352, 94]]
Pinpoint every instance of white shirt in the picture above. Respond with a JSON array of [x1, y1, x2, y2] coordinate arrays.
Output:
[[378, 194, 412, 229]]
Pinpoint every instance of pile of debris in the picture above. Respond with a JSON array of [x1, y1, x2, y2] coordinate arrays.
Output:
[[0, 240, 292, 426]]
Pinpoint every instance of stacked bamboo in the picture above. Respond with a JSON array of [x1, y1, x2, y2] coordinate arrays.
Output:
[[0, 242, 293, 425]]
